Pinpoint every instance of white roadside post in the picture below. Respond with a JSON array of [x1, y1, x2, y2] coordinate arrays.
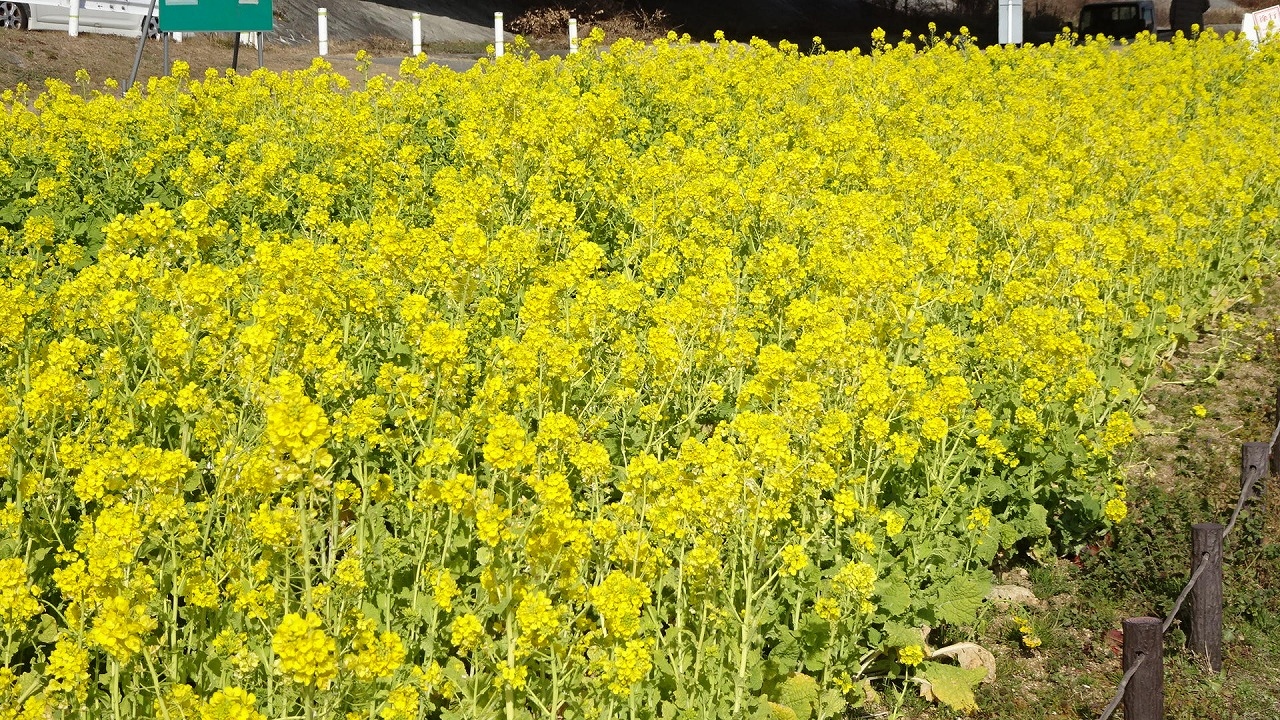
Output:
[[569, 18, 578, 53], [495, 12, 504, 57], [998, 0, 1023, 44], [68, 1, 79, 37], [318, 7, 329, 56], [412, 12, 422, 55], [174, 32, 183, 43]]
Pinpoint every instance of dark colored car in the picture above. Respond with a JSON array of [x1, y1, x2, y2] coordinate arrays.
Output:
[[1078, 0, 1158, 39]]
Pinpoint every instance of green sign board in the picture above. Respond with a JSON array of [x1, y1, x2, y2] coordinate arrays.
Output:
[[159, 0, 274, 33]]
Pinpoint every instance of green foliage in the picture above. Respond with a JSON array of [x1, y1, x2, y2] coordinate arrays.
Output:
[[777, 673, 819, 720], [918, 661, 988, 713]]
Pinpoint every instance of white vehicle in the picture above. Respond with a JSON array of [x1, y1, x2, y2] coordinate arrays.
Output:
[[0, 2, 160, 38]]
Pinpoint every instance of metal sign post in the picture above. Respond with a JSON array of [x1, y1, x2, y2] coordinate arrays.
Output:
[[126, 0, 157, 88], [125, 0, 273, 88]]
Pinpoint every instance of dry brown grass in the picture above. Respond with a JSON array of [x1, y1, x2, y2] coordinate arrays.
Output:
[[0, 29, 489, 92], [509, 1, 672, 42]]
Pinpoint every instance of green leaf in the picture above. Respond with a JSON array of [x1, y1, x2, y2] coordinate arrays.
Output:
[[874, 578, 911, 616], [36, 615, 58, 644], [797, 614, 830, 670], [360, 601, 384, 624], [768, 630, 800, 672], [932, 576, 989, 627], [881, 621, 923, 649], [818, 687, 847, 716], [917, 661, 987, 713], [757, 596, 781, 627], [441, 657, 469, 694], [767, 703, 798, 720], [865, 626, 883, 646], [778, 673, 818, 720], [654, 650, 676, 679], [748, 653, 765, 692], [1012, 503, 1050, 539], [1042, 452, 1067, 474], [974, 522, 1000, 564]]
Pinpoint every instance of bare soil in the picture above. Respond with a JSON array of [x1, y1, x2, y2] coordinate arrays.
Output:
[[0, 29, 474, 90]]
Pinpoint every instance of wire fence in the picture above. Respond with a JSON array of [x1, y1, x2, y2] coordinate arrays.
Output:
[[1093, 403, 1275, 720]]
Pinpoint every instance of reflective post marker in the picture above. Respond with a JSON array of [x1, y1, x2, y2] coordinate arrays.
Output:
[[318, 7, 328, 56], [569, 18, 578, 53], [412, 12, 422, 56], [495, 12, 504, 57], [998, 0, 1023, 44]]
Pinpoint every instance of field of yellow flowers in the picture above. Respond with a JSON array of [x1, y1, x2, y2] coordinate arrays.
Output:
[[0, 27, 1278, 720]]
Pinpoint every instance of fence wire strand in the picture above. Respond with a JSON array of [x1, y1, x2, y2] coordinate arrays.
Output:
[[1096, 652, 1146, 720], [1223, 459, 1266, 540], [1163, 552, 1211, 633]]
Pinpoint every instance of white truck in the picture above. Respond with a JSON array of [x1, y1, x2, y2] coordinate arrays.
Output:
[[0, 1, 159, 38]]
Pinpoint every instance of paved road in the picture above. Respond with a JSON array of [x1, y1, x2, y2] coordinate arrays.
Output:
[[428, 56, 480, 72], [372, 54, 479, 72]]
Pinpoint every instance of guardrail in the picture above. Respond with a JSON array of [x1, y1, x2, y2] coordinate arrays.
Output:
[[311, 9, 578, 59], [1094, 403, 1275, 720]]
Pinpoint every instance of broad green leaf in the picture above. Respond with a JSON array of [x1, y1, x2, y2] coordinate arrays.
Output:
[[819, 687, 847, 715], [930, 642, 997, 683], [1013, 503, 1050, 539], [881, 621, 924, 649], [778, 673, 818, 720], [917, 661, 987, 713], [974, 521, 1000, 563], [767, 703, 798, 720], [768, 630, 800, 672], [874, 578, 911, 615], [932, 576, 990, 626], [798, 614, 830, 669]]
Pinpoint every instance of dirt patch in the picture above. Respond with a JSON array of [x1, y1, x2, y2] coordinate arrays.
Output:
[[0, 29, 481, 90]]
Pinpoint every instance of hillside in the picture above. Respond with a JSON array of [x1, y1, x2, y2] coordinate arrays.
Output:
[[266, 0, 518, 44]]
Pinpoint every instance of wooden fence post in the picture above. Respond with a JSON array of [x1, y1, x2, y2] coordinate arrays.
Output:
[[1188, 523, 1224, 670], [1271, 385, 1279, 475], [1123, 617, 1163, 720], [1243, 442, 1268, 504]]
